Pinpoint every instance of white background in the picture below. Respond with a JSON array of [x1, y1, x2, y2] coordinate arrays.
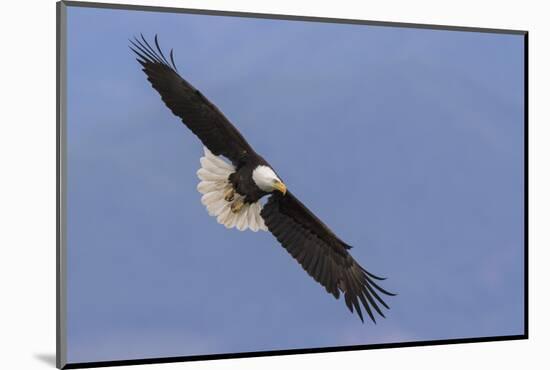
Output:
[[0, 0, 546, 369]]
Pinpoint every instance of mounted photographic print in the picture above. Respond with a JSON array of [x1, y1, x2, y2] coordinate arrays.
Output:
[[57, 1, 528, 368]]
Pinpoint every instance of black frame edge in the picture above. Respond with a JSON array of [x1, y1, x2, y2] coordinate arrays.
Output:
[[523, 32, 529, 338], [61, 0, 527, 35], [56, 1, 68, 369], [63, 335, 527, 369]]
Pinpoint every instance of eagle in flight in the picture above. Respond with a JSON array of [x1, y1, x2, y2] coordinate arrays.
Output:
[[130, 35, 395, 323]]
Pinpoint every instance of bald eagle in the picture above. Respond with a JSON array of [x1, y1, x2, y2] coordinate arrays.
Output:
[[130, 35, 395, 323]]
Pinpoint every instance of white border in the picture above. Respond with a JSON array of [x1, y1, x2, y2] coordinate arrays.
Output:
[[1, 0, 546, 369]]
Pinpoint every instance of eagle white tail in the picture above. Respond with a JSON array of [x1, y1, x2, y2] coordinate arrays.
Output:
[[197, 147, 267, 232]]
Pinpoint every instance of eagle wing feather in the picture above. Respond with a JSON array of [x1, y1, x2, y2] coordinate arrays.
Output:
[[130, 35, 255, 165], [261, 192, 395, 322]]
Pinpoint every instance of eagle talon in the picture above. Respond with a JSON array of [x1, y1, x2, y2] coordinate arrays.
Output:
[[231, 199, 244, 213], [224, 188, 235, 202]]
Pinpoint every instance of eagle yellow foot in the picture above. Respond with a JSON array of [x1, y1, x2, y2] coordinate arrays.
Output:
[[224, 188, 235, 202], [231, 199, 244, 213]]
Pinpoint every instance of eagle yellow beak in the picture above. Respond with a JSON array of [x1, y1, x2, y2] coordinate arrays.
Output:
[[273, 180, 287, 195]]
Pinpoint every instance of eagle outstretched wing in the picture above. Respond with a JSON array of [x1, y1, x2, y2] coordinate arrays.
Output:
[[261, 191, 395, 322], [130, 35, 255, 165]]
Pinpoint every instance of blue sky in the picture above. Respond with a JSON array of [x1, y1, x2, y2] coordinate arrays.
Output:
[[65, 5, 525, 363]]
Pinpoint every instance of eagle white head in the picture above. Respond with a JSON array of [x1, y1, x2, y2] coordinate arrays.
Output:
[[252, 165, 287, 194]]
